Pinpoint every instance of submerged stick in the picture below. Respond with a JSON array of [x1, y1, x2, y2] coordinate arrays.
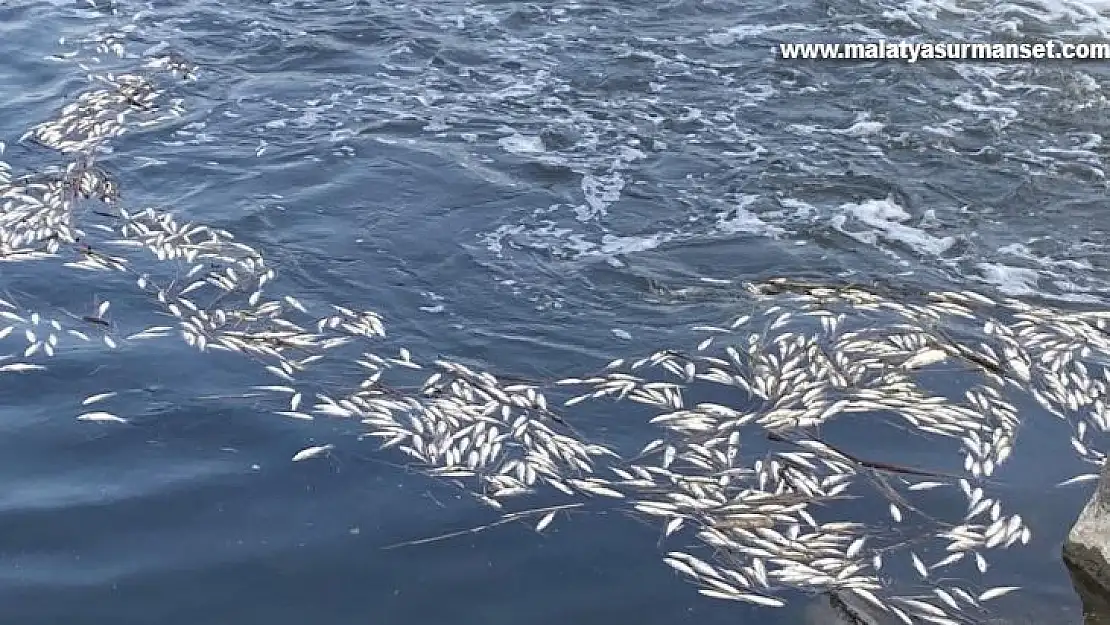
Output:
[[381, 503, 584, 550]]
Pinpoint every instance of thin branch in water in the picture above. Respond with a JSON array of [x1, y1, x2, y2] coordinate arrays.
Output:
[[380, 503, 584, 550]]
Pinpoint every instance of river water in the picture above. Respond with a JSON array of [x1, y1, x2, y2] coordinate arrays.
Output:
[[1, 0, 1110, 623]]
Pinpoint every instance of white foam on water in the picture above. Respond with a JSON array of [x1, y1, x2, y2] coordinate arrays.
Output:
[[976, 262, 1041, 296], [576, 171, 625, 221], [999, 242, 1095, 272], [988, 242, 1110, 303], [781, 198, 818, 219], [130, 0, 1110, 314], [839, 119, 885, 138], [475, 194, 793, 274], [832, 198, 957, 257], [952, 92, 1020, 129], [704, 22, 820, 46], [497, 133, 545, 155], [594, 232, 675, 256], [921, 119, 965, 137], [294, 109, 320, 128], [490, 75, 547, 101], [715, 195, 786, 238], [735, 83, 777, 108], [788, 113, 884, 140], [880, 8, 925, 28], [898, 0, 1110, 35]]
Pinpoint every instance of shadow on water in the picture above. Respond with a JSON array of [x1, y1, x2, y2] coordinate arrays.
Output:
[[1071, 559, 1110, 625]]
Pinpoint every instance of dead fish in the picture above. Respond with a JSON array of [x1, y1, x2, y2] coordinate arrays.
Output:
[[82, 391, 117, 405], [77, 411, 128, 423], [292, 443, 334, 462]]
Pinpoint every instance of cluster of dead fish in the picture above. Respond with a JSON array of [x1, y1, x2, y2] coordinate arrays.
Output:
[[1, 19, 1108, 625]]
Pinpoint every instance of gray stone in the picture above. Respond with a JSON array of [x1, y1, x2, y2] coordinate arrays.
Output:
[[1065, 459, 1110, 597]]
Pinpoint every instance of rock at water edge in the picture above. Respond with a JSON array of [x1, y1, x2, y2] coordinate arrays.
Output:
[[1065, 458, 1110, 600]]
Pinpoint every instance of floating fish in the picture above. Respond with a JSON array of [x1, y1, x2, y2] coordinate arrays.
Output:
[[77, 412, 127, 424], [292, 444, 334, 462]]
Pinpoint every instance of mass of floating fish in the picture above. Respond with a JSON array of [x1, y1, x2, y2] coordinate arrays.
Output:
[[2, 10, 1108, 625]]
